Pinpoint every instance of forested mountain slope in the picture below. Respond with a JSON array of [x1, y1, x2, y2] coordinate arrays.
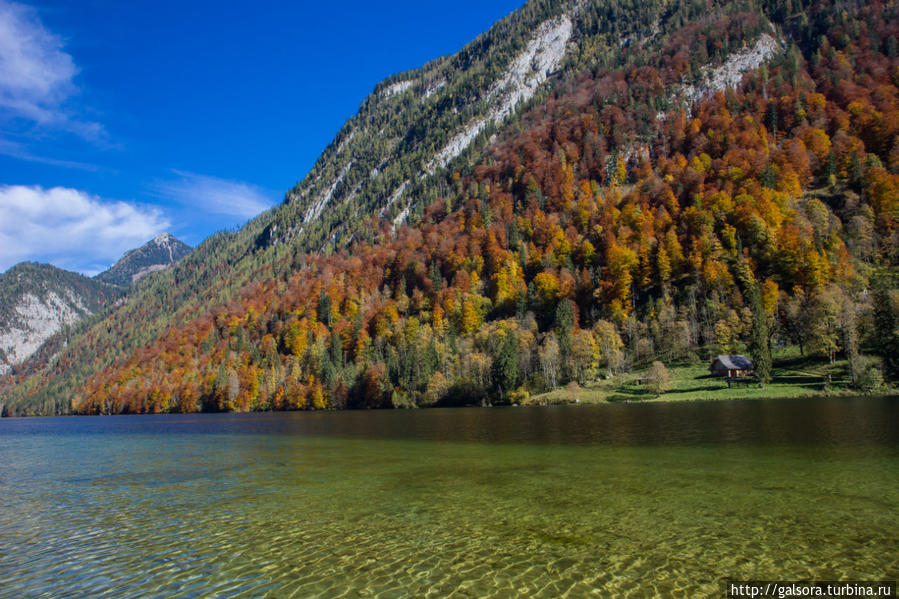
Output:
[[3, 0, 898, 415]]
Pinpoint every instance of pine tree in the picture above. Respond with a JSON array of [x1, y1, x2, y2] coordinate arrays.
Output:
[[872, 275, 899, 381], [554, 299, 576, 382], [748, 283, 772, 385], [491, 331, 519, 395]]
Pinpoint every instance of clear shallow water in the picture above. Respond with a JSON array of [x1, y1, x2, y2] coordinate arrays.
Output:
[[0, 398, 897, 598]]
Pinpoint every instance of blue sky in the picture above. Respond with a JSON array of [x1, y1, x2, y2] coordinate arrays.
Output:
[[0, 0, 524, 275]]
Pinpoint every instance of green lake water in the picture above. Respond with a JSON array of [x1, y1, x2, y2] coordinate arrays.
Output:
[[0, 397, 897, 598]]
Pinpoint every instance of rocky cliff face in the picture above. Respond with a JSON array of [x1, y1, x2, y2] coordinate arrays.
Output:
[[256, 2, 591, 253], [95, 233, 192, 287], [0, 263, 122, 375]]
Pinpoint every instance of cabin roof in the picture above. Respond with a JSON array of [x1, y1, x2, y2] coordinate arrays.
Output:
[[711, 355, 753, 370]]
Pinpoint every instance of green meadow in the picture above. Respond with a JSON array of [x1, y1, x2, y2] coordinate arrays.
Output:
[[529, 348, 893, 404]]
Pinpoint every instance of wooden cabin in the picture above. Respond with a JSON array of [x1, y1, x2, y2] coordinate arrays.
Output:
[[709, 355, 753, 378]]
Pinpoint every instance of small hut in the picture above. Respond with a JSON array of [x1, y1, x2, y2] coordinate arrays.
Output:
[[709, 355, 753, 378]]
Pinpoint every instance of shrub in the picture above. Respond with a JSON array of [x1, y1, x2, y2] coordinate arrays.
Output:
[[647, 361, 671, 396], [857, 363, 884, 393]]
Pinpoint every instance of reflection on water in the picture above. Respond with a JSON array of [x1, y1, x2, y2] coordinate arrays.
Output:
[[1, 397, 897, 598]]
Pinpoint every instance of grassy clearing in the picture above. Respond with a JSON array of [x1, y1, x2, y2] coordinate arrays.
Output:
[[526, 348, 893, 405]]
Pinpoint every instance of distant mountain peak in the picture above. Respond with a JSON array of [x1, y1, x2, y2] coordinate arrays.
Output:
[[95, 234, 192, 287], [153, 232, 176, 244]]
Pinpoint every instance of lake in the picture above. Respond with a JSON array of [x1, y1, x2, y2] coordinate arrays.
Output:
[[1, 397, 897, 598]]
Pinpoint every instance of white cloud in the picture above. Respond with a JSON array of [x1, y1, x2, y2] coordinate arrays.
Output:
[[0, 0, 103, 139], [0, 138, 100, 170], [0, 185, 170, 275], [155, 171, 273, 219]]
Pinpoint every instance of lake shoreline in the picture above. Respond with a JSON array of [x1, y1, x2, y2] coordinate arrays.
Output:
[[5, 349, 897, 417], [4, 390, 899, 419]]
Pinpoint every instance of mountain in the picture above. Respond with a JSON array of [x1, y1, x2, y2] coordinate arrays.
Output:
[[3, 0, 898, 416], [0, 263, 122, 378], [0, 233, 189, 384], [95, 233, 192, 287]]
